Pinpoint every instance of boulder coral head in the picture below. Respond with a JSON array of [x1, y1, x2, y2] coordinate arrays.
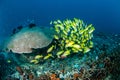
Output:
[[5, 27, 54, 54]]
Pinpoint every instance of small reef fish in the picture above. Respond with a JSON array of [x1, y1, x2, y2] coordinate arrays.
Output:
[[57, 20, 62, 23], [56, 24, 64, 30], [89, 41, 94, 48], [44, 54, 53, 60], [72, 44, 81, 49], [85, 24, 92, 31], [89, 27, 95, 34], [50, 21, 52, 24], [54, 27, 60, 33], [61, 50, 70, 58], [72, 48, 79, 53], [35, 55, 43, 59], [47, 45, 54, 53], [56, 51, 64, 57], [54, 35, 59, 40], [65, 41, 74, 47], [79, 29, 85, 34], [83, 47, 90, 53], [30, 60, 39, 64], [63, 30, 68, 35], [65, 40, 69, 43]]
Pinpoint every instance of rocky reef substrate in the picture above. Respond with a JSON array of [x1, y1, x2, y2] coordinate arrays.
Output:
[[0, 32, 120, 80]]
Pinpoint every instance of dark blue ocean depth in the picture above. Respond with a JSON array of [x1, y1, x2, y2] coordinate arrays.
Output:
[[0, 0, 120, 37]]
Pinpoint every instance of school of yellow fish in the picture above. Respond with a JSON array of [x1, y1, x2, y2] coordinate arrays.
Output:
[[30, 18, 95, 64]]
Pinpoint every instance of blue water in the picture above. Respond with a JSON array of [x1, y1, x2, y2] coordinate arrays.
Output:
[[0, 0, 120, 79], [0, 0, 120, 37]]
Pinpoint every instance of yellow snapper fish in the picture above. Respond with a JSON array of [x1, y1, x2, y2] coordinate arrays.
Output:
[[83, 47, 90, 53], [82, 39, 87, 43], [62, 30, 68, 35], [71, 24, 77, 32], [72, 48, 79, 53], [61, 50, 70, 58], [89, 27, 95, 34], [79, 29, 85, 34], [85, 24, 93, 31], [65, 40, 69, 43], [88, 33, 93, 39], [63, 19, 69, 25], [55, 28, 60, 33], [47, 45, 54, 53], [89, 41, 94, 48], [44, 54, 53, 60], [54, 35, 59, 40], [80, 43, 85, 48], [53, 21, 58, 24], [54, 26, 60, 33], [35, 55, 43, 60], [71, 44, 81, 50], [56, 24, 64, 30], [50, 21, 53, 25], [56, 51, 64, 57], [30, 59, 39, 64], [57, 20, 62, 24], [65, 41, 74, 47]]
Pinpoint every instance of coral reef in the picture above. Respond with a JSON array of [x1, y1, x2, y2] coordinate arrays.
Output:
[[4, 32, 120, 80], [1, 19, 120, 80], [4, 27, 54, 53], [30, 18, 95, 64]]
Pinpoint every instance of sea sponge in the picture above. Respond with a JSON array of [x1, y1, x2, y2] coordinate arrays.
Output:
[[5, 27, 53, 54]]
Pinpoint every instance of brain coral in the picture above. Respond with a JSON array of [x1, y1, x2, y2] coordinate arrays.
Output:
[[6, 27, 53, 53]]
